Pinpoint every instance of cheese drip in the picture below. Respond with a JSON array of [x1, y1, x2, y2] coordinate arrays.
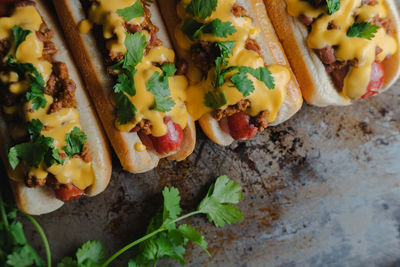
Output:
[[88, 0, 189, 137], [175, 0, 289, 122], [285, 0, 398, 100], [3, 6, 94, 190]]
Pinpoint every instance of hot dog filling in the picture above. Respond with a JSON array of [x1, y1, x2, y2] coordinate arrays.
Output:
[[0, 1, 95, 202], [175, 0, 291, 140], [286, 0, 398, 100], [82, 0, 189, 155]]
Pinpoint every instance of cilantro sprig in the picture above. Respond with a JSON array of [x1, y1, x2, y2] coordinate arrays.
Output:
[[146, 63, 177, 112], [7, 55, 46, 110], [8, 119, 64, 170], [204, 41, 275, 109], [182, 18, 236, 40], [186, 0, 218, 19], [100, 175, 243, 267], [0, 193, 51, 267], [12, 26, 31, 53], [326, 0, 340, 15], [116, 0, 144, 21], [63, 127, 87, 158], [111, 32, 147, 124], [347, 22, 379, 40]]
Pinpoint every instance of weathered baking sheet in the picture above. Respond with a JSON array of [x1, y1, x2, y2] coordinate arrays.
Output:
[[2, 0, 400, 266]]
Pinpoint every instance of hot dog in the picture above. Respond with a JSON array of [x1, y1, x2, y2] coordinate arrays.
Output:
[[0, 0, 112, 215], [157, 0, 303, 146], [264, 0, 400, 106], [53, 0, 196, 173]]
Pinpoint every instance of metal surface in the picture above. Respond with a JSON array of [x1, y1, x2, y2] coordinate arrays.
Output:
[[2, 2, 400, 267]]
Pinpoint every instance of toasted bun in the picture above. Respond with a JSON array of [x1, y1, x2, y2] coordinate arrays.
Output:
[[53, 0, 196, 173], [158, 0, 303, 146], [0, 0, 112, 215], [264, 0, 400, 107]]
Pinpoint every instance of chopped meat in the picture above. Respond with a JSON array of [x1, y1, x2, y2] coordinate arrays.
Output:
[[245, 38, 261, 56], [190, 41, 218, 73], [44, 73, 57, 95], [325, 60, 347, 72], [0, 39, 10, 59], [81, 142, 92, 162], [315, 46, 336, 65], [328, 22, 340, 30], [25, 175, 46, 188], [2, 89, 19, 106], [146, 32, 163, 53], [363, 0, 379, 5], [251, 110, 269, 132], [214, 99, 251, 121], [53, 62, 69, 80], [125, 23, 142, 33], [50, 79, 77, 113], [306, 0, 323, 7], [130, 119, 152, 135], [371, 15, 394, 35], [232, 3, 247, 17], [108, 51, 124, 64], [299, 14, 314, 26], [175, 59, 188, 75], [330, 65, 350, 91]]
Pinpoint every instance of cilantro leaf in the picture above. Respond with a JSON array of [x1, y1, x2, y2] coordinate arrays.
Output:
[[57, 257, 78, 267], [204, 91, 227, 109], [162, 187, 182, 223], [177, 224, 209, 255], [186, 0, 218, 19], [8, 142, 48, 169], [114, 69, 136, 96], [116, 0, 144, 21], [63, 127, 87, 158], [146, 69, 176, 112], [7, 55, 35, 77], [347, 22, 379, 40], [198, 175, 244, 227], [243, 66, 275, 89], [76, 241, 107, 266], [114, 92, 137, 125], [230, 71, 255, 97], [181, 18, 205, 40], [161, 63, 177, 77], [12, 26, 31, 53], [26, 119, 43, 141], [202, 19, 236, 38], [326, 0, 340, 15], [123, 32, 147, 69], [215, 41, 235, 63], [26, 71, 46, 110], [7, 244, 45, 267], [9, 221, 27, 245]]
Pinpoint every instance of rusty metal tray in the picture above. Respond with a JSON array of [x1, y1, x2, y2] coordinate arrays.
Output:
[[2, 1, 400, 266]]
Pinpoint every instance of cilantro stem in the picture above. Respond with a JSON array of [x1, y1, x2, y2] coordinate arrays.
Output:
[[101, 228, 165, 267], [0, 193, 9, 231], [101, 211, 203, 267], [23, 213, 51, 267]]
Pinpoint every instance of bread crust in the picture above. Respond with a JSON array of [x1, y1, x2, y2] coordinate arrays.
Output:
[[0, 0, 112, 215], [264, 0, 400, 107], [158, 0, 303, 146], [53, 0, 196, 172]]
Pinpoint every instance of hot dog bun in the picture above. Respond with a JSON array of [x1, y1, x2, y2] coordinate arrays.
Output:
[[264, 0, 400, 107], [158, 0, 303, 146], [53, 0, 196, 173], [0, 0, 112, 215]]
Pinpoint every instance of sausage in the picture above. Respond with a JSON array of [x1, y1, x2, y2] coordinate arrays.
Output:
[[53, 184, 84, 202], [361, 61, 385, 98], [299, 14, 314, 26], [148, 118, 184, 155], [315, 46, 336, 65], [227, 112, 258, 140]]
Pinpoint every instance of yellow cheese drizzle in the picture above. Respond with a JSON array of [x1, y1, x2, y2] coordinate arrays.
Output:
[[1, 6, 94, 190], [175, 0, 290, 122], [89, 0, 189, 136], [285, 0, 398, 100]]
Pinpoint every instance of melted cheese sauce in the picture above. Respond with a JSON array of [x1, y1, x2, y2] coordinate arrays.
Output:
[[2, 6, 94, 190], [286, 0, 398, 99], [175, 0, 289, 122], [88, 0, 189, 137]]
